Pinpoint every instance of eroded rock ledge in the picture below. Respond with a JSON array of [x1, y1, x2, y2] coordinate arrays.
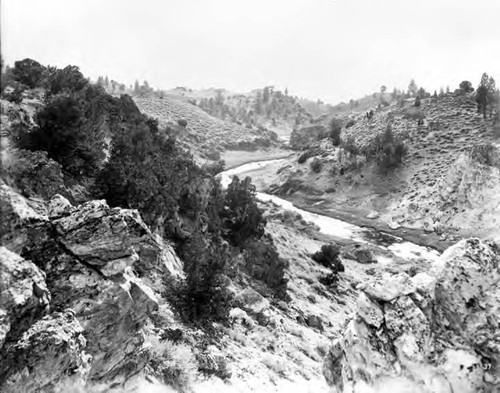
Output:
[[323, 238, 499, 393]]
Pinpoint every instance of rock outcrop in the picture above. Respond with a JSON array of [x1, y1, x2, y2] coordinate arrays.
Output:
[[0, 189, 185, 391], [323, 238, 499, 393], [0, 310, 91, 393], [0, 182, 48, 254], [0, 247, 50, 348]]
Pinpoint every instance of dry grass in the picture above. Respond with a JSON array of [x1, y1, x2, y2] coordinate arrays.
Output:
[[228, 329, 249, 346], [144, 334, 198, 392], [261, 353, 288, 375]]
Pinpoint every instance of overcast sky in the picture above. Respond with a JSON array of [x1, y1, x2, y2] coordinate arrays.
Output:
[[2, 0, 500, 103]]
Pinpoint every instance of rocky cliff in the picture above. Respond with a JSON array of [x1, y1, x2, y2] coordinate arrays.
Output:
[[323, 238, 500, 392], [0, 187, 183, 392]]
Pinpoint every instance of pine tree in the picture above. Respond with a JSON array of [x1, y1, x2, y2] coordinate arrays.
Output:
[[476, 73, 498, 118], [408, 79, 418, 96], [104, 75, 109, 86]]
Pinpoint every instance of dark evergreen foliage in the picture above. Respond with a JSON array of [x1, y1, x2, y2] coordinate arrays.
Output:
[[12, 58, 46, 88], [329, 117, 342, 146], [222, 176, 265, 248]]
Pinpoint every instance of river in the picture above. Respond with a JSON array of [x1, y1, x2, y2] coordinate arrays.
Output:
[[219, 159, 441, 263]]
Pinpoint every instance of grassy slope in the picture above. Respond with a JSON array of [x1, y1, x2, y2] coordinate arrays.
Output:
[[133, 93, 280, 163]]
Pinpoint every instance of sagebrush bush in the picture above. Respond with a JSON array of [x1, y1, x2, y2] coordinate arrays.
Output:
[[362, 125, 408, 172], [345, 119, 356, 128], [298, 147, 320, 164], [243, 236, 289, 299], [146, 335, 198, 393], [310, 158, 322, 173], [312, 243, 344, 272], [403, 107, 425, 121]]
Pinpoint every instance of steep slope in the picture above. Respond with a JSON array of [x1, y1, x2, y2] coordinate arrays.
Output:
[[133, 93, 279, 162]]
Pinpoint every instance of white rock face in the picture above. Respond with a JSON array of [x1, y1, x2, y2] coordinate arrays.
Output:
[[47, 194, 74, 218], [323, 238, 500, 393]]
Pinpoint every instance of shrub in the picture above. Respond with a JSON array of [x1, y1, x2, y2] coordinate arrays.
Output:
[[177, 119, 188, 127], [146, 335, 198, 393], [222, 176, 265, 248], [16, 90, 106, 177], [310, 158, 322, 173], [342, 136, 359, 157], [362, 125, 408, 172], [243, 237, 289, 299], [45, 65, 88, 95], [403, 107, 425, 121], [196, 352, 232, 380], [345, 119, 356, 128], [298, 147, 320, 164], [176, 232, 234, 323], [311, 243, 344, 272], [319, 272, 340, 289], [12, 58, 46, 88], [298, 152, 309, 164], [329, 117, 342, 146], [459, 80, 474, 94]]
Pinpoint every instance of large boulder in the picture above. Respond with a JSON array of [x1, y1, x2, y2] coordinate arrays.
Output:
[[0, 310, 91, 393], [0, 247, 50, 348], [290, 125, 328, 150], [323, 238, 500, 393]]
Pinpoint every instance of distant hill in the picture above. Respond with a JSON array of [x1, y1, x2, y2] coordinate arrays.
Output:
[[133, 92, 279, 162], [157, 86, 316, 142]]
